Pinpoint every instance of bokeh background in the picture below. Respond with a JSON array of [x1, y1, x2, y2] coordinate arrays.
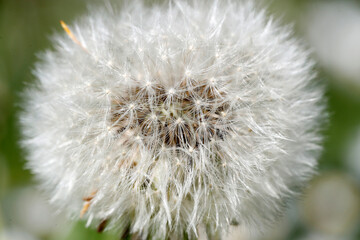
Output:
[[1, 0, 360, 239]]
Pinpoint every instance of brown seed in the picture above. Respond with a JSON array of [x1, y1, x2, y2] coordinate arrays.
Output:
[[97, 219, 108, 233], [109, 79, 230, 151], [80, 202, 91, 218]]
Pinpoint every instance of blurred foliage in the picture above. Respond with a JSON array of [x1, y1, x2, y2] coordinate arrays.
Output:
[[0, 0, 92, 187], [1, 0, 360, 240]]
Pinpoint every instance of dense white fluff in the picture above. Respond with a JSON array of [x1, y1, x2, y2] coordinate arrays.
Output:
[[21, 1, 325, 239]]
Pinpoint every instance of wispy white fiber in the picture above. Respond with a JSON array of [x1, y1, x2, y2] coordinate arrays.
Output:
[[21, 0, 325, 239]]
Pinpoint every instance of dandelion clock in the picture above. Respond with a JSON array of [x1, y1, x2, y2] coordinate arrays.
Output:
[[20, 0, 325, 239]]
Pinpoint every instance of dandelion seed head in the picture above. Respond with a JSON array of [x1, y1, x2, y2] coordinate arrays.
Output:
[[21, 0, 325, 239]]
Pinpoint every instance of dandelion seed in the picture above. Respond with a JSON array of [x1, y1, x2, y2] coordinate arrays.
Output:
[[21, 1, 325, 239]]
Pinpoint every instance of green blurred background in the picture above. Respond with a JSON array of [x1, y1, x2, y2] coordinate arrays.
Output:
[[1, 0, 360, 239]]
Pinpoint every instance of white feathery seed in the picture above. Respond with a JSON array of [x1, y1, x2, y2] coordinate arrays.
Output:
[[20, 1, 325, 239]]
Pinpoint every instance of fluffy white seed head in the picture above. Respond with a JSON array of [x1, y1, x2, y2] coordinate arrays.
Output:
[[21, 1, 325, 239]]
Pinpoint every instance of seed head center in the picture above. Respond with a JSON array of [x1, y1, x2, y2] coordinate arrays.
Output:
[[110, 78, 230, 150]]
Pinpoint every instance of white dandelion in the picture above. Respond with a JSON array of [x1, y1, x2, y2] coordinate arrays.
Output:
[[20, 0, 325, 239]]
